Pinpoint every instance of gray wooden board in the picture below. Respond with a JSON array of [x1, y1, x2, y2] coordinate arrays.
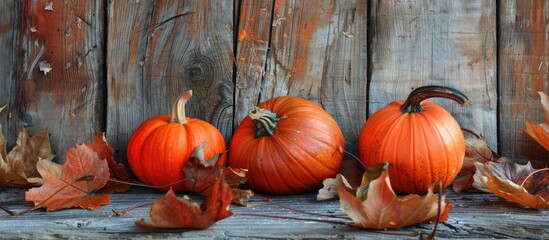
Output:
[[0, 187, 546, 239]]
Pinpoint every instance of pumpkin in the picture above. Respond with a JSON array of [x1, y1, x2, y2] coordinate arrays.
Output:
[[358, 86, 470, 194], [229, 96, 345, 194], [127, 90, 226, 192]]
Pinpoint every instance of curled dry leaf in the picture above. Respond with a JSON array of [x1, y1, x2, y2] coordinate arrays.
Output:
[[0, 106, 55, 187], [473, 161, 548, 209], [136, 177, 233, 229], [25, 144, 110, 211], [452, 136, 494, 193], [524, 91, 549, 151], [85, 132, 132, 194], [317, 174, 352, 201], [183, 143, 251, 206], [339, 163, 453, 230]]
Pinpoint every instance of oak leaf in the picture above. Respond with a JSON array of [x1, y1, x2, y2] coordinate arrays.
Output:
[[25, 144, 110, 211], [524, 91, 549, 151], [136, 177, 233, 229], [339, 163, 453, 230], [473, 161, 548, 209], [0, 118, 55, 188], [85, 132, 132, 194]]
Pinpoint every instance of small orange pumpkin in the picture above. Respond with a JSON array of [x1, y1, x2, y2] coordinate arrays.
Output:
[[229, 96, 345, 194], [358, 86, 470, 194], [127, 90, 226, 192]]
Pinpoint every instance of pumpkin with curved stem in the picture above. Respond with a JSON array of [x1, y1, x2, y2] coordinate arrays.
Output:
[[358, 86, 471, 194], [127, 90, 226, 192], [229, 96, 345, 195]]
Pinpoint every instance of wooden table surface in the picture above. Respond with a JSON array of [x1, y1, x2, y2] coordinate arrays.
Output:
[[0, 187, 546, 239]]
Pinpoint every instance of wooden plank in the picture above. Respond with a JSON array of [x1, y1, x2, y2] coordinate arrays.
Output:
[[2, 0, 105, 162], [0, 1, 19, 148], [235, 0, 369, 153], [0, 187, 547, 239], [106, 0, 234, 163], [499, 0, 549, 167], [370, 1, 498, 149]]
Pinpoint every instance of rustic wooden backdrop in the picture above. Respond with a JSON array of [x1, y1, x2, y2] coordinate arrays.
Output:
[[0, 0, 547, 168]]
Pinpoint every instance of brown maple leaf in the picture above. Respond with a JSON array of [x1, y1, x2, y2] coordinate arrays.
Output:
[[339, 163, 453, 230], [452, 136, 495, 193], [25, 144, 110, 211], [85, 132, 132, 194], [0, 121, 55, 188], [524, 91, 549, 151], [136, 177, 233, 229], [473, 161, 549, 209]]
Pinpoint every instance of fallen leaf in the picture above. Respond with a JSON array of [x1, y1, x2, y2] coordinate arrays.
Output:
[[355, 162, 388, 201], [339, 163, 453, 230], [473, 161, 548, 209], [231, 189, 254, 207], [452, 136, 494, 193], [182, 143, 251, 206], [317, 174, 352, 201], [136, 177, 233, 229], [25, 144, 110, 211], [0, 125, 55, 188], [524, 92, 549, 151], [85, 132, 132, 194]]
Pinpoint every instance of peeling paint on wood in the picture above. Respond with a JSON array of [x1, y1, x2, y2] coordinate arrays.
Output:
[[499, 0, 549, 166]]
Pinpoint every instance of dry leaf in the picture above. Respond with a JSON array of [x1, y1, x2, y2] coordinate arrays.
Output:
[[339, 164, 453, 230], [136, 177, 233, 229], [317, 174, 352, 201], [231, 189, 254, 207], [182, 143, 251, 206], [25, 144, 110, 211], [453, 136, 494, 193], [355, 162, 388, 201], [0, 125, 55, 188], [524, 92, 549, 151], [85, 132, 132, 194], [473, 161, 548, 209]]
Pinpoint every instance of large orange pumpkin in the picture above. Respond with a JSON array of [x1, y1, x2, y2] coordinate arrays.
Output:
[[229, 96, 345, 195], [127, 90, 226, 192], [358, 86, 470, 194]]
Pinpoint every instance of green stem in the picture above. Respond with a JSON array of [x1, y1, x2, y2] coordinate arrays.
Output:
[[400, 85, 471, 113], [170, 90, 192, 124], [249, 107, 280, 138]]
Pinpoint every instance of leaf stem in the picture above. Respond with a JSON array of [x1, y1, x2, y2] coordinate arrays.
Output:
[[259, 196, 350, 220], [519, 168, 549, 187], [112, 202, 155, 216]]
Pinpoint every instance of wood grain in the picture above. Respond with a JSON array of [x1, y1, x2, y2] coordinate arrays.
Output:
[[1, 0, 105, 162], [499, 0, 549, 167], [0, 1, 20, 149], [0, 187, 546, 239], [235, 0, 369, 153], [370, 0, 498, 149], [106, 0, 234, 163]]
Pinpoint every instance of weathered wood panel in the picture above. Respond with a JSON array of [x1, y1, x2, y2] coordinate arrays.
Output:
[[235, 0, 369, 152], [1, 0, 105, 162], [500, 0, 549, 167], [370, 1, 498, 149], [106, 0, 234, 163], [0, 1, 19, 148], [0, 187, 547, 239]]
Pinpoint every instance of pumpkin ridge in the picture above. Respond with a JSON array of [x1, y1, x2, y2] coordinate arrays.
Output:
[[379, 113, 408, 191], [275, 127, 341, 173], [270, 134, 316, 193], [267, 137, 301, 193]]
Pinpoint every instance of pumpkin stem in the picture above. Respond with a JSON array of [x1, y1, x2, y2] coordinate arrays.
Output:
[[170, 90, 192, 124], [249, 107, 280, 138], [400, 85, 471, 113]]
